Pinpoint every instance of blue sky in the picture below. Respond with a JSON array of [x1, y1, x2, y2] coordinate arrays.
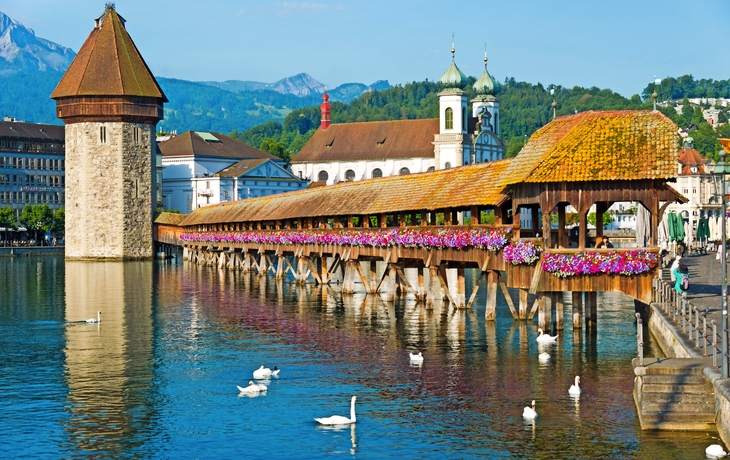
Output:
[[1, 0, 728, 97]]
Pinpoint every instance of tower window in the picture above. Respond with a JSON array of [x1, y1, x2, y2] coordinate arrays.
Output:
[[445, 108, 453, 130], [133, 127, 139, 145], [100, 126, 106, 143], [372, 168, 382, 178], [462, 108, 467, 131]]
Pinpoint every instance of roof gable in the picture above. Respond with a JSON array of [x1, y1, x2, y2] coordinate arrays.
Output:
[[51, 5, 167, 101], [159, 131, 280, 161], [217, 159, 301, 180], [502, 110, 678, 185], [291, 118, 439, 163]]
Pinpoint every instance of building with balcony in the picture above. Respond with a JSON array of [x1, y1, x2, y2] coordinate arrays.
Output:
[[0, 118, 65, 218]]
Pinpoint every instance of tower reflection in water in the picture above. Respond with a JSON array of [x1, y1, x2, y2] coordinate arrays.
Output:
[[63, 261, 154, 455]]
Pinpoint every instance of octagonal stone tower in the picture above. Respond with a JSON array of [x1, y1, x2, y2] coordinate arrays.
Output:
[[51, 4, 167, 260]]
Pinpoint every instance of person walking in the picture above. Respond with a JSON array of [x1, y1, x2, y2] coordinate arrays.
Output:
[[670, 255, 681, 282], [673, 262, 689, 293]]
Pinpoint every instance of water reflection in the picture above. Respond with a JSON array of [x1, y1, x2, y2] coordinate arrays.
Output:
[[63, 261, 154, 456]]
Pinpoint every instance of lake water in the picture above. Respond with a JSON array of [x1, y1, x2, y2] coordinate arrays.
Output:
[[0, 255, 718, 459]]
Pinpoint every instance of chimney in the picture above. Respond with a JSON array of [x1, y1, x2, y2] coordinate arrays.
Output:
[[320, 93, 331, 130]]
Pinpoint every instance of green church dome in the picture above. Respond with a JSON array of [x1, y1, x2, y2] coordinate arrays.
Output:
[[473, 55, 499, 96], [439, 44, 467, 90]]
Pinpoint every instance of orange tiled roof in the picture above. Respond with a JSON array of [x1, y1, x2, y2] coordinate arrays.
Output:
[[291, 118, 439, 162], [159, 131, 279, 161], [51, 5, 167, 101], [678, 149, 711, 175], [179, 160, 511, 226], [501, 110, 678, 184]]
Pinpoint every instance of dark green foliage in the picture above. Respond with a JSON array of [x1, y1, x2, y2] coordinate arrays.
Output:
[[19, 203, 53, 241], [0, 71, 64, 124], [641, 75, 730, 101]]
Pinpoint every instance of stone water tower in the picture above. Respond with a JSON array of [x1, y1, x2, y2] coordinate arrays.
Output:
[[51, 4, 167, 260]]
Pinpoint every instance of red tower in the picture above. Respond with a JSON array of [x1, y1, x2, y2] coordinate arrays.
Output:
[[320, 94, 331, 130]]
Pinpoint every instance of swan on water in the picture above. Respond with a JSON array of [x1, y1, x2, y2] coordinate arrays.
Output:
[[569, 376, 581, 395], [315, 396, 357, 425], [707, 444, 728, 458], [253, 365, 273, 379], [271, 366, 281, 376], [86, 311, 101, 324], [538, 352, 550, 362], [409, 352, 424, 364], [536, 328, 558, 343], [523, 400, 537, 419], [237, 381, 267, 394]]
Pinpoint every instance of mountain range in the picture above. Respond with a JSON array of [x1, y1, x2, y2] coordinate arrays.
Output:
[[0, 10, 389, 132]]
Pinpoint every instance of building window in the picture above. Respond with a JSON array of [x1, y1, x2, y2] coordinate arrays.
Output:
[[345, 169, 355, 181], [399, 167, 410, 175], [462, 108, 467, 131], [444, 162, 451, 169], [445, 107, 453, 130], [372, 168, 382, 178], [298, 171, 303, 179], [133, 127, 140, 145], [427, 166, 435, 172], [318, 170, 329, 182], [100, 126, 106, 143]]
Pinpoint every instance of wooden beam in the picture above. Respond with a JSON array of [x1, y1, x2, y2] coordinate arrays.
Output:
[[498, 272, 518, 319]]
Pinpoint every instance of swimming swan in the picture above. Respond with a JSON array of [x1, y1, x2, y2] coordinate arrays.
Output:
[[523, 400, 537, 419], [237, 381, 267, 394], [315, 396, 357, 425], [253, 365, 274, 379], [538, 352, 550, 362], [409, 352, 424, 364], [536, 328, 558, 343], [569, 376, 581, 395], [86, 311, 101, 323], [707, 444, 728, 458]]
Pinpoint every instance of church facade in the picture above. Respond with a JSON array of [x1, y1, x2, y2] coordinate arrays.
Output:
[[290, 47, 504, 184]]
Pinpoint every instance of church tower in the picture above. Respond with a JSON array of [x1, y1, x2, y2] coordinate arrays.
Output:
[[471, 50, 505, 162], [51, 4, 167, 260], [433, 40, 468, 169]]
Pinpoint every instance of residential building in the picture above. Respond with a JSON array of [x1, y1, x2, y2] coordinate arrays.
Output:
[[159, 131, 307, 213], [0, 118, 65, 219], [665, 147, 718, 227], [290, 47, 504, 184]]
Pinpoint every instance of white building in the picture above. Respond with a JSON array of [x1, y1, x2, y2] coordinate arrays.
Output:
[[159, 131, 307, 213], [290, 47, 504, 184]]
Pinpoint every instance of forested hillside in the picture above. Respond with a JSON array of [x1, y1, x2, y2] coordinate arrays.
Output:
[[235, 74, 730, 162]]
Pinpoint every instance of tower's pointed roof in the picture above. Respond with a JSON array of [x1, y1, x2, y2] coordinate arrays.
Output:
[[438, 43, 467, 91], [51, 4, 167, 101], [473, 53, 499, 96]]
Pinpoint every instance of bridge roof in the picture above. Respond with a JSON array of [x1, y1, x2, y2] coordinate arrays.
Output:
[[291, 118, 439, 162], [178, 159, 511, 226], [501, 110, 678, 184]]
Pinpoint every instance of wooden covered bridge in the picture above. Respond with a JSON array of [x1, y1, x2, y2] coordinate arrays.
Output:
[[155, 110, 685, 330]]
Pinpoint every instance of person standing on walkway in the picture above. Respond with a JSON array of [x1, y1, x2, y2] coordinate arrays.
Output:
[[670, 255, 681, 282], [673, 262, 689, 293]]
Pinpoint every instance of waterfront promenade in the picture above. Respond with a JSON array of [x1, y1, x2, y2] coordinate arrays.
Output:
[[668, 249, 724, 327]]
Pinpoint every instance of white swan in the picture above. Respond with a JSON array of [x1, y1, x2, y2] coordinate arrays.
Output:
[[409, 352, 424, 364], [538, 352, 550, 362], [86, 311, 101, 323], [253, 365, 273, 379], [707, 444, 728, 458], [523, 400, 537, 419], [569, 376, 581, 395], [237, 381, 267, 394], [315, 396, 357, 425], [536, 328, 558, 343], [271, 366, 281, 376]]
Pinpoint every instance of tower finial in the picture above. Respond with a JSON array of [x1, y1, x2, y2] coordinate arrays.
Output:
[[451, 33, 455, 60], [484, 43, 488, 66], [105, 2, 115, 11]]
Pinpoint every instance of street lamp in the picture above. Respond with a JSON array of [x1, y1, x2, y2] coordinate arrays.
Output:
[[713, 139, 730, 377]]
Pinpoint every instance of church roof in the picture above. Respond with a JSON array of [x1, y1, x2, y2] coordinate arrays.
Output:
[[678, 148, 711, 175], [501, 110, 679, 185], [291, 118, 439, 163], [473, 62, 499, 96], [178, 160, 511, 225], [439, 59, 468, 90], [51, 5, 167, 101], [159, 131, 279, 161]]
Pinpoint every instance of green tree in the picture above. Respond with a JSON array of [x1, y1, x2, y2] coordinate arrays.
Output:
[[52, 208, 65, 235], [0, 206, 16, 243], [259, 138, 290, 162], [587, 211, 614, 228], [19, 204, 53, 244]]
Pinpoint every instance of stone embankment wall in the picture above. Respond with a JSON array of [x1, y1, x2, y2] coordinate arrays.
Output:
[[647, 303, 730, 445]]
